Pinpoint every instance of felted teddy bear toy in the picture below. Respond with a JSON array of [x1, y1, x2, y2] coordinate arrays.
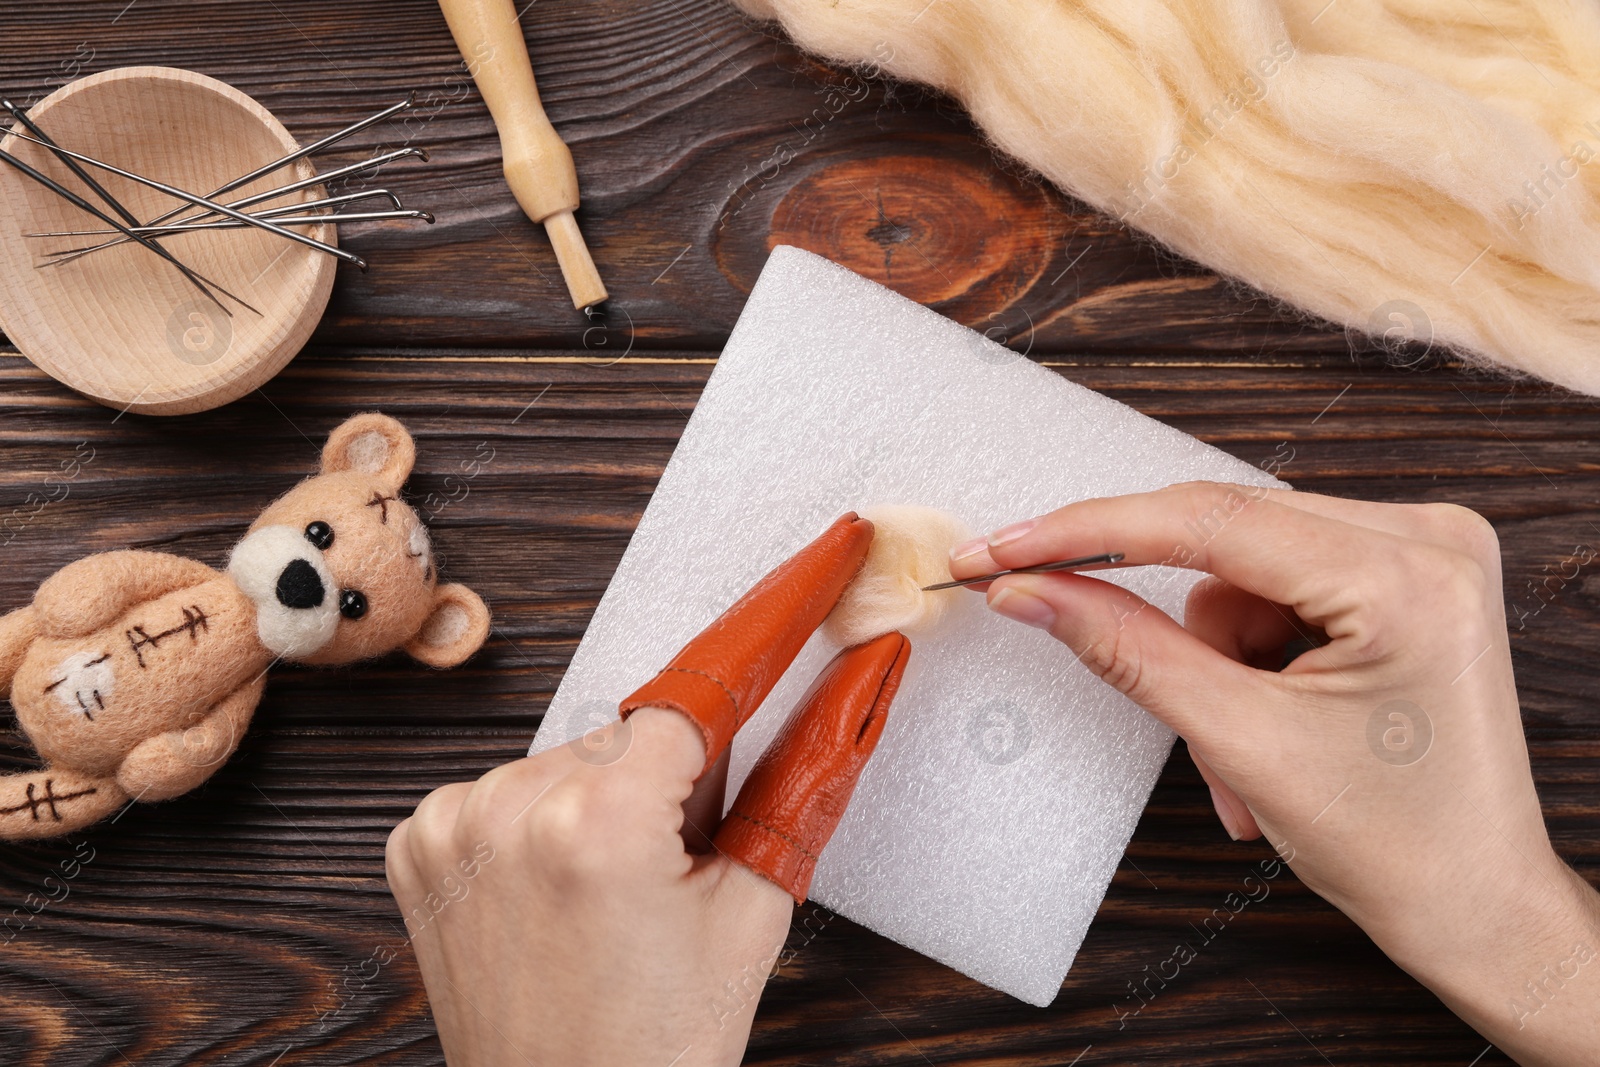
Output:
[[0, 413, 491, 840]]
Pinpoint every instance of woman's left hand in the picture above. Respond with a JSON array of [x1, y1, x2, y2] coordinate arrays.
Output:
[[386, 514, 909, 1066]]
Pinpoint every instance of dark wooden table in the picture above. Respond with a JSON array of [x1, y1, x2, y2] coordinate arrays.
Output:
[[2, 3, 1596, 1063]]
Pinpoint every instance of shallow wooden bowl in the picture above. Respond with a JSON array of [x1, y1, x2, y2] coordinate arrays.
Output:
[[0, 67, 335, 415]]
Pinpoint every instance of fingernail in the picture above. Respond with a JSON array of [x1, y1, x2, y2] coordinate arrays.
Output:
[[950, 537, 988, 561], [988, 586, 1056, 630], [987, 519, 1038, 548], [1209, 786, 1243, 841]]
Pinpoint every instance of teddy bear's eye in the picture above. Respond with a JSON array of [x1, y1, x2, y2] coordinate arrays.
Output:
[[338, 589, 368, 620], [304, 521, 334, 550]]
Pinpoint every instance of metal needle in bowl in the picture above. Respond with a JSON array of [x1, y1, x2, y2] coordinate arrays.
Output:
[[140, 94, 415, 230], [28, 189, 406, 239], [140, 210, 435, 232], [2, 98, 142, 227], [0, 146, 253, 314], [4, 130, 368, 270], [42, 148, 427, 266]]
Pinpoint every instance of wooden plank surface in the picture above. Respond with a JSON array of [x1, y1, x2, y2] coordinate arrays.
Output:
[[1, 3, 1596, 1065]]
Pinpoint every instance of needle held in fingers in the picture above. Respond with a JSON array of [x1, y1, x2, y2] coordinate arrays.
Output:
[[924, 552, 1124, 591]]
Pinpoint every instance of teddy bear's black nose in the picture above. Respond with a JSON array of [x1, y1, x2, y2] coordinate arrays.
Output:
[[275, 559, 325, 610]]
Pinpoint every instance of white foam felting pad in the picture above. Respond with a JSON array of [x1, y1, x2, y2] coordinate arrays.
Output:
[[531, 246, 1283, 1006]]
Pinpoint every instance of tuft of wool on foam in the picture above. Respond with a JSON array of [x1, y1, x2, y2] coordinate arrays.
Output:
[[822, 504, 973, 646], [727, 0, 1600, 395], [533, 247, 1284, 1005]]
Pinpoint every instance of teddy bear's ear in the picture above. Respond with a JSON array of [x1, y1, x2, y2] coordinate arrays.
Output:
[[321, 413, 416, 491], [405, 583, 491, 669]]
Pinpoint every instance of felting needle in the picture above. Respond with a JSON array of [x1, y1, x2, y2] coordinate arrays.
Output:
[[43, 148, 428, 265], [2, 98, 142, 228], [29, 190, 407, 239], [157, 149, 425, 224], [922, 552, 1126, 591], [135, 210, 435, 232], [0, 98, 244, 311], [140, 94, 415, 231], [0, 146, 252, 315], [5, 130, 368, 270]]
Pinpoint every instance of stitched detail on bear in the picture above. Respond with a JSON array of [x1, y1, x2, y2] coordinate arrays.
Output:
[[0, 780, 98, 822], [367, 491, 396, 523], [126, 604, 210, 668], [42, 651, 114, 720]]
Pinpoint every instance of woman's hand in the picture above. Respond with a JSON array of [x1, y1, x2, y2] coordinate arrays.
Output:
[[385, 515, 908, 1066], [384, 707, 790, 1067], [950, 482, 1599, 1066]]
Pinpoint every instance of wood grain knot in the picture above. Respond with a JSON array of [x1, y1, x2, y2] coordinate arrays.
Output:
[[727, 151, 1055, 317]]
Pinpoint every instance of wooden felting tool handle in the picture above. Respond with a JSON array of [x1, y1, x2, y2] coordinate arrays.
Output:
[[437, 0, 607, 309]]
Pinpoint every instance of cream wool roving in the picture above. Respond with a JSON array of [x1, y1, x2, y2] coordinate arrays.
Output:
[[822, 504, 973, 646], [728, 0, 1600, 394]]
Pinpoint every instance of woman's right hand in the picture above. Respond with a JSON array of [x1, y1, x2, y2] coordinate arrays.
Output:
[[950, 482, 1599, 1066]]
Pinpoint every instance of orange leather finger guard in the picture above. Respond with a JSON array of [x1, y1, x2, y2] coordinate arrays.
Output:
[[618, 513, 874, 774], [714, 631, 910, 903]]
